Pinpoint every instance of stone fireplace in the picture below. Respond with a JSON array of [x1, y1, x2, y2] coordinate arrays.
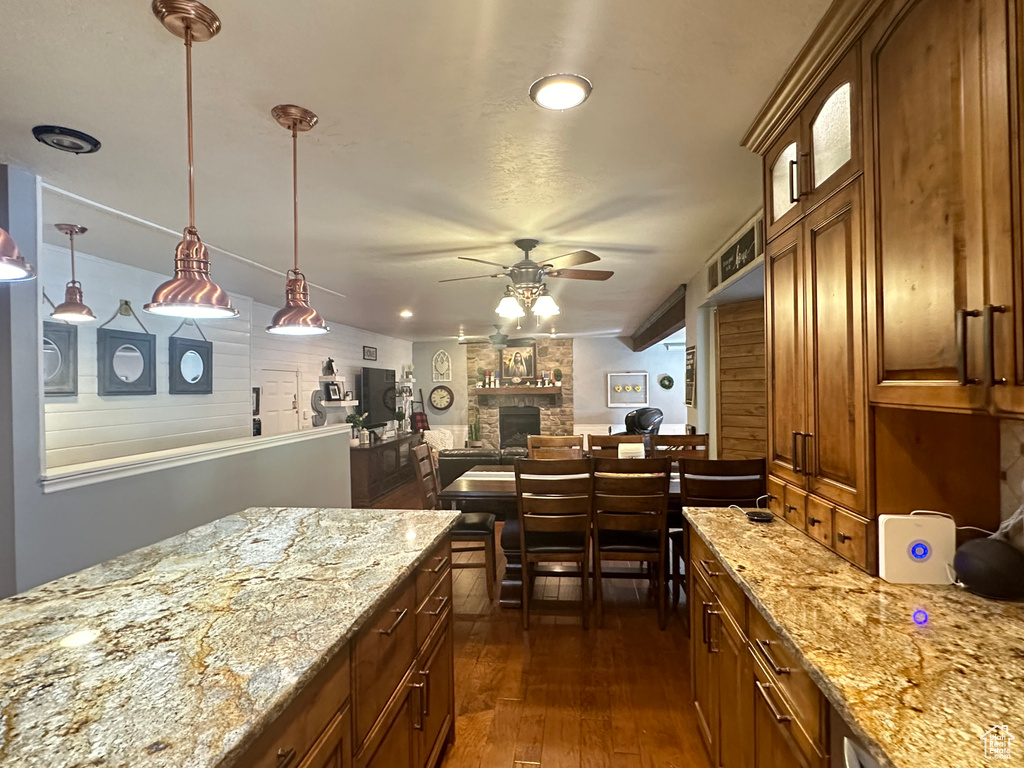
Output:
[[499, 406, 541, 449], [465, 338, 574, 450]]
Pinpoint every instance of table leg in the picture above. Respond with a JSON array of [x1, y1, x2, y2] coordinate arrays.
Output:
[[499, 517, 523, 608]]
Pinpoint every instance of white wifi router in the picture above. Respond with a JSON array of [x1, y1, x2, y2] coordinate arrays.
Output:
[[878, 512, 956, 585]]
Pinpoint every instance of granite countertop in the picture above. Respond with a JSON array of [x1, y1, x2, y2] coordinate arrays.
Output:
[[0, 507, 459, 768], [683, 507, 1024, 768]]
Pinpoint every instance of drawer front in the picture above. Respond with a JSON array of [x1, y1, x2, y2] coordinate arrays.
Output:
[[783, 485, 807, 529], [804, 495, 833, 548], [748, 608, 825, 750], [416, 568, 452, 649], [768, 476, 787, 519], [752, 651, 825, 768], [415, 539, 452, 604], [237, 647, 351, 768], [689, 529, 746, 632], [354, 578, 417, 745], [834, 508, 870, 571]]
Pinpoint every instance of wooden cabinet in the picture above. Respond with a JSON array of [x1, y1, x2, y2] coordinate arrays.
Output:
[[351, 434, 423, 508], [715, 609, 753, 768], [299, 707, 353, 768], [359, 686, 416, 768], [690, 571, 718, 759], [415, 627, 454, 768], [863, 0, 1012, 413], [752, 661, 815, 768]]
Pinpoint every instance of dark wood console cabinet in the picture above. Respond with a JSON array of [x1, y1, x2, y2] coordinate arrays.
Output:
[[351, 433, 423, 508]]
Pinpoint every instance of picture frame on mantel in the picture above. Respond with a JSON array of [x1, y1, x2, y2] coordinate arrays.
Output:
[[363, 345, 377, 361], [501, 339, 536, 384]]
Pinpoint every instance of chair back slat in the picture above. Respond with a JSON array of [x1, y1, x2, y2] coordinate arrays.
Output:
[[592, 457, 671, 533], [413, 443, 440, 510], [515, 458, 594, 533], [588, 434, 645, 453], [650, 434, 710, 460], [596, 512, 664, 531], [679, 458, 767, 507], [528, 435, 585, 460]]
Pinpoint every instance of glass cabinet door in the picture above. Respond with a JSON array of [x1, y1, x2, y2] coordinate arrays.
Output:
[[771, 143, 799, 222], [763, 120, 803, 240], [811, 83, 851, 188], [803, 46, 860, 208]]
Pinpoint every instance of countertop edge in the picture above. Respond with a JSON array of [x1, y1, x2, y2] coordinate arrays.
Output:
[[682, 510, 897, 768]]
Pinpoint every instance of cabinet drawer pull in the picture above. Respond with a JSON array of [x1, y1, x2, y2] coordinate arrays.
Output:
[[791, 432, 801, 473], [379, 608, 408, 636], [429, 555, 450, 574], [701, 601, 714, 645], [755, 638, 791, 675], [426, 595, 450, 617], [276, 748, 297, 768], [801, 433, 812, 476], [410, 681, 426, 730], [756, 680, 792, 723], [420, 669, 431, 717], [788, 159, 799, 204], [705, 607, 722, 654], [807, 516, 820, 527], [955, 308, 982, 385], [699, 559, 721, 578], [984, 304, 1009, 386], [836, 532, 851, 543]]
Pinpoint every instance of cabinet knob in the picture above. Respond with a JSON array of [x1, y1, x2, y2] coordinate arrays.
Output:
[[276, 748, 297, 768], [837, 532, 850, 543]]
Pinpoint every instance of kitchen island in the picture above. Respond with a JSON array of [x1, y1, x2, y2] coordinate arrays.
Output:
[[0, 506, 459, 768]]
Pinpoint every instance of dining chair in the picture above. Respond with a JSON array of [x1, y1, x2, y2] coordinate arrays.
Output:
[[414, 443, 496, 600], [587, 434, 646, 455], [650, 433, 710, 460], [514, 457, 594, 629], [592, 456, 672, 629], [527, 434, 585, 460], [671, 457, 767, 611]]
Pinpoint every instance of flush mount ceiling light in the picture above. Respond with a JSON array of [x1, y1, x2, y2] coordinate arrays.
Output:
[[51, 224, 96, 323], [529, 74, 593, 110], [144, 0, 237, 320], [266, 104, 329, 336], [0, 227, 34, 282], [32, 125, 102, 155], [399, 309, 413, 318]]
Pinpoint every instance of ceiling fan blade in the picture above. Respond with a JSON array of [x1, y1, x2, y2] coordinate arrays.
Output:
[[547, 268, 614, 281], [438, 273, 504, 283], [459, 256, 510, 269], [540, 249, 600, 268]]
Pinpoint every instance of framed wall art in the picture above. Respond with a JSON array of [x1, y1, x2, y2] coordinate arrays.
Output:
[[42, 321, 78, 397], [685, 345, 697, 407], [607, 372, 649, 408], [169, 336, 213, 395], [500, 339, 536, 383], [98, 327, 157, 396], [432, 349, 452, 382], [363, 345, 377, 361]]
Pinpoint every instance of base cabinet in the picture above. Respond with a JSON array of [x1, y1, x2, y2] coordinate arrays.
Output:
[[753, 663, 813, 768], [300, 707, 353, 768], [359, 689, 415, 768]]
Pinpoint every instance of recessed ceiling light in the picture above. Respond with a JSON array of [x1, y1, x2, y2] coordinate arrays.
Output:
[[400, 309, 413, 318], [529, 74, 592, 111], [32, 125, 101, 154]]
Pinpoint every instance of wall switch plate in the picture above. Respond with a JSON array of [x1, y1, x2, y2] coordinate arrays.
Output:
[[878, 512, 955, 584]]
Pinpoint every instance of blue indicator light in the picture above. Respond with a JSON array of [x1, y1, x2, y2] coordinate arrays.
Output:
[[909, 541, 930, 561], [912, 609, 929, 626]]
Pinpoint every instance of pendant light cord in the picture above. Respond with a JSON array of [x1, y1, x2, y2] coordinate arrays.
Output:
[[184, 24, 195, 230], [68, 230, 76, 283], [292, 123, 299, 273]]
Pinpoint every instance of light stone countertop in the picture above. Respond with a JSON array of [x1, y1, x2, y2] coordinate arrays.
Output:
[[0, 507, 459, 768], [683, 507, 1024, 768]]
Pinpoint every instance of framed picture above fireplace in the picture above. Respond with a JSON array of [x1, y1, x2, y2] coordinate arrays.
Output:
[[500, 339, 536, 384]]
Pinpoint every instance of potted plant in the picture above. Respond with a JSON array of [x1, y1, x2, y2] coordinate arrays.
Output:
[[468, 408, 483, 448], [553, 368, 563, 386], [346, 412, 367, 447], [476, 367, 486, 388], [394, 408, 406, 433]]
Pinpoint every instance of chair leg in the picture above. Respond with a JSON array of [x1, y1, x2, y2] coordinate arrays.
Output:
[[672, 546, 681, 610], [484, 532, 495, 601], [582, 549, 590, 630], [658, 557, 667, 631], [594, 549, 603, 629]]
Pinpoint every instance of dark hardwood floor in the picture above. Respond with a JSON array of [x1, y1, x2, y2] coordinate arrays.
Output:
[[442, 524, 712, 768]]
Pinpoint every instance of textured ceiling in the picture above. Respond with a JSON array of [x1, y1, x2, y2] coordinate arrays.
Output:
[[2, 0, 828, 340]]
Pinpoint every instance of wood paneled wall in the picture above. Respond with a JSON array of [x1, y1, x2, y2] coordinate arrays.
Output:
[[715, 299, 767, 459]]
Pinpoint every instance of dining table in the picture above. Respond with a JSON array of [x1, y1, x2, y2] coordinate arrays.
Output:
[[438, 464, 683, 607]]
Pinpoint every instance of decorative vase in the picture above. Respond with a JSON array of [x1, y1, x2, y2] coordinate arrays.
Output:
[[349, 437, 360, 448]]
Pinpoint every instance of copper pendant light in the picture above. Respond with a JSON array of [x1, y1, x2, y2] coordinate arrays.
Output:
[[144, 0, 237, 320], [51, 224, 96, 323], [0, 227, 34, 282], [266, 105, 329, 336]]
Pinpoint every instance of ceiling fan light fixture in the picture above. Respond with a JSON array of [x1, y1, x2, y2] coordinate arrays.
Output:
[[145, 0, 237, 320], [0, 227, 34, 282], [529, 74, 592, 111], [32, 125, 102, 155], [496, 289, 525, 319], [532, 291, 560, 318], [51, 224, 96, 323]]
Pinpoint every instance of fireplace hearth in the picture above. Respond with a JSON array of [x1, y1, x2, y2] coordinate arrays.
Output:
[[499, 406, 541, 449]]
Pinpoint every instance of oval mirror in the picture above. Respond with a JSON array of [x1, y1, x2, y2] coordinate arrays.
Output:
[[42, 338, 62, 382], [112, 344, 145, 383], [180, 349, 204, 384]]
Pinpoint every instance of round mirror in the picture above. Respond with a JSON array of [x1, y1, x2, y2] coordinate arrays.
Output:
[[112, 344, 145, 383], [42, 338, 62, 382], [180, 349, 204, 384]]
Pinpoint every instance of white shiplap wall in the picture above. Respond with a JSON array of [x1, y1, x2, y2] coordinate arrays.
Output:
[[40, 244, 252, 468], [250, 300, 413, 431], [41, 244, 413, 467]]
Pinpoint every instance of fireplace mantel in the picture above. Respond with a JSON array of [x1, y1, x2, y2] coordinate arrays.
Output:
[[471, 386, 562, 396]]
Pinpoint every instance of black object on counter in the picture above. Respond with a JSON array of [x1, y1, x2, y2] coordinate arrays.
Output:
[[745, 510, 774, 524], [953, 538, 1024, 600]]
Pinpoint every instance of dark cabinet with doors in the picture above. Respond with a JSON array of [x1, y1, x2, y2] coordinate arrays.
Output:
[[350, 433, 423, 507]]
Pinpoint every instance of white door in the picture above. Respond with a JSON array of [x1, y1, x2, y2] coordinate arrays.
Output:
[[258, 369, 300, 436]]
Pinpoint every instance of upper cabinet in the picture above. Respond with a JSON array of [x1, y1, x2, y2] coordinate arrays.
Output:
[[763, 47, 861, 241], [863, 0, 1013, 412]]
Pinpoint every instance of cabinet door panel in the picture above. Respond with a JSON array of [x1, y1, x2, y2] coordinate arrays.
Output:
[[416, 628, 453, 768], [764, 121, 804, 241], [690, 572, 719, 763], [864, 0, 987, 410], [360, 692, 414, 768], [803, 182, 867, 511], [752, 663, 814, 768], [766, 226, 806, 485], [805, 46, 861, 207], [716, 611, 752, 768]]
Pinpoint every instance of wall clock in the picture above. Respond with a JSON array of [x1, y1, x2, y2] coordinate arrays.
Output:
[[429, 385, 454, 411]]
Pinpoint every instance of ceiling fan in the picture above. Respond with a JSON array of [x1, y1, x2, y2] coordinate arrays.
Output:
[[438, 238, 614, 287]]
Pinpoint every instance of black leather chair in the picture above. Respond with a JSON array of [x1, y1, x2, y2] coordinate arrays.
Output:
[[437, 448, 500, 489]]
